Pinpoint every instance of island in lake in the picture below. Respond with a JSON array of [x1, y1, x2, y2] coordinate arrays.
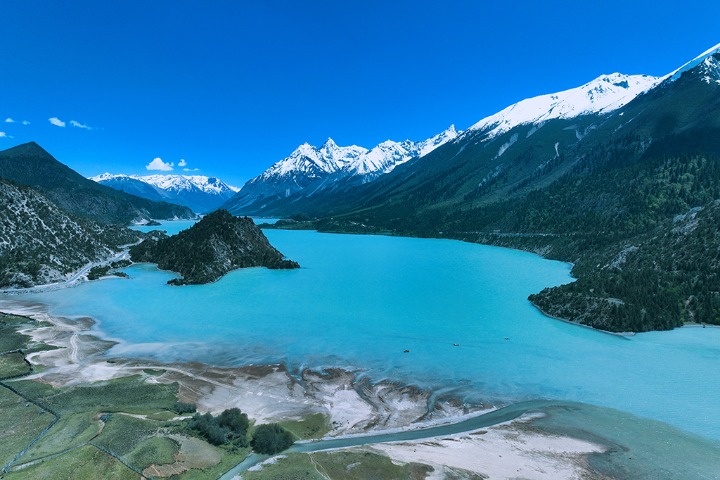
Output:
[[129, 210, 300, 285]]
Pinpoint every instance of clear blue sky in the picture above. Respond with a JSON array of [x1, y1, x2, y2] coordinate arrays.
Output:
[[1, 0, 718, 187]]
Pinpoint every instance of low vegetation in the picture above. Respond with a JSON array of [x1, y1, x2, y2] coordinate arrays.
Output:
[[174, 401, 197, 414], [0, 352, 31, 378], [242, 450, 433, 480], [280, 413, 330, 440], [0, 317, 254, 479], [0, 316, 314, 478], [0, 386, 57, 471], [0, 313, 34, 352]]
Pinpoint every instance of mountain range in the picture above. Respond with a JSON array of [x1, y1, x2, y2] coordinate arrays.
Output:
[[227, 43, 720, 332], [91, 173, 239, 214], [0, 143, 196, 225], [0, 142, 199, 288], [221, 126, 458, 214], [216, 72, 665, 218], [1, 42, 719, 332]]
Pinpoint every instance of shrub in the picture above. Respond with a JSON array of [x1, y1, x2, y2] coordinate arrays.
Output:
[[174, 402, 197, 414], [251, 423, 294, 454], [217, 407, 249, 436], [187, 408, 249, 447]]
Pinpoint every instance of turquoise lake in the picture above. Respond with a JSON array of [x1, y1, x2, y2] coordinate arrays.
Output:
[[10, 225, 720, 441]]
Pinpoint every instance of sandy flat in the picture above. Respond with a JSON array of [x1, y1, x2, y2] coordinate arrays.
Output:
[[371, 419, 607, 480]]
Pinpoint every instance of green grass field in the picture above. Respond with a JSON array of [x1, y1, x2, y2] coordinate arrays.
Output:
[[0, 352, 31, 378], [0, 314, 256, 478], [242, 450, 433, 480], [4, 445, 140, 480], [20, 412, 100, 463], [280, 413, 330, 440], [9, 375, 178, 415], [0, 314, 33, 352], [0, 386, 56, 470], [93, 414, 161, 457], [125, 435, 179, 470]]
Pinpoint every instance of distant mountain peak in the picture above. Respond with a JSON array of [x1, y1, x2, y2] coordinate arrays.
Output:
[[92, 173, 239, 213], [0, 143, 195, 224], [222, 125, 459, 214], [321, 137, 337, 148]]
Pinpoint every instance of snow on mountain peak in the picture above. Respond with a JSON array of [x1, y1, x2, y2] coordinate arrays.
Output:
[[256, 125, 459, 183], [700, 55, 720, 84], [321, 138, 337, 149], [417, 124, 459, 157], [270, 139, 369, 177], [667, 42, 720, 82], [91, 172, 126, 182], [91, 173, 239, 194], [468, 73, 661, 139]]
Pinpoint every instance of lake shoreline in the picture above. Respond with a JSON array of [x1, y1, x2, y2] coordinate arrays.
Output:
[[0, 299, 619, 479], [4, 297, 720, 479], [0, 299, 490, 432]]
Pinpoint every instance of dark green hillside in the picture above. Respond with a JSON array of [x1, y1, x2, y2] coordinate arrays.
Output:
[[530, 200, 720, 331], [0, 142, 196, 225], [130, 210, 299, 284]]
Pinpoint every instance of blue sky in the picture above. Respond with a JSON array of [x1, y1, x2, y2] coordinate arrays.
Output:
[[1, 1, 718, 187]]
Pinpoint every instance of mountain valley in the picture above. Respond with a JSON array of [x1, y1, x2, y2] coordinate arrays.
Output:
[[234, 46, 720, 332]]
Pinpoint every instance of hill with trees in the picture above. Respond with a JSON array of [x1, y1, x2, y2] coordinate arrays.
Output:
[[130, 210, 299, 285]]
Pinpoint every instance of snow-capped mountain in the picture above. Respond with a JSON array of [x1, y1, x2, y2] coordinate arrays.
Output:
[[667, 42, 720, 82], [465, 43, 720, 142], [138, 174, 240, 194], [257, 139, 369, 180], [351, 126, 458, 177], [224, 43, 720, 219], [91, 174, 239, 213], [222, 126, 458, 213], [315, 42, 720, 225], [467, 73, 661, 140]]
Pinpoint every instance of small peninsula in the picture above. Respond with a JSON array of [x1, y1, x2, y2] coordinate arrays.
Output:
[[129, 210, 299, 285]]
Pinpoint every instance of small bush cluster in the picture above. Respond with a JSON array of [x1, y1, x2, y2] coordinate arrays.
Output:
[[174, 402, 197, 414], [250, 423, 294, 454], [188, 408, 249, 446]]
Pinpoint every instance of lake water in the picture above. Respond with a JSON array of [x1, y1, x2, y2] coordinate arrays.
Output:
[[9, 227, 720, 441], [131, 217, 280, 236]]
